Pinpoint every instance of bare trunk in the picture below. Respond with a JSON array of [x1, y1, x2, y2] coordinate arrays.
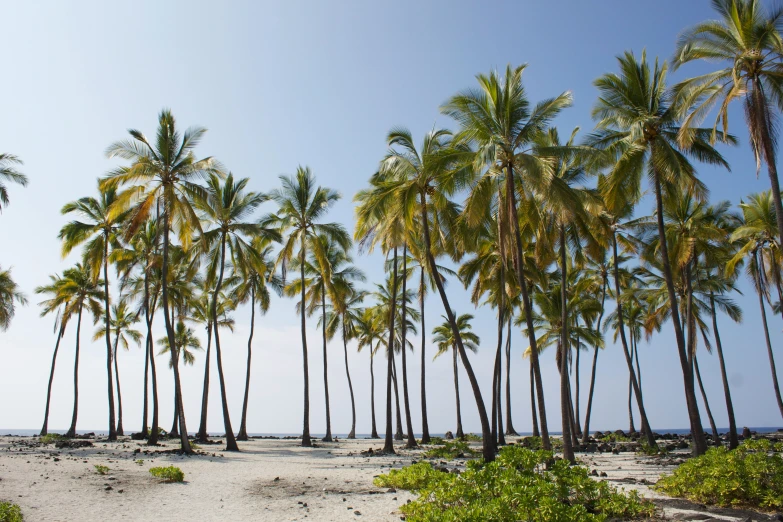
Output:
[[113, 331, 124, 436], [582, 273, 606, 443], [196, 322, 212, 442], [710, 293, 738, 448], [343, 323, 357, 439], [530, 359, 539, 437], [237, 287, 255, 441], [694, 356, 720, 445], [419, 270, 430, 444], [40, 324, 65, 436], [322, 283, 332, 442], [141, 319, 150, 437], [628, 338, 636, 434], [505, 317, 517, 435], [103, 240, 117, 441], [370, 348, 379, 438], [754, 251, 783, 419], [146, 281, 160, 446], [400, 246, 417, 448], [382, 247, 398, 453], [559, 226, 575, 463], [65, 305, 84, 438], [392, 354, 404, 441], [453, 346, 463, 438], [300, 235, 312, 447]]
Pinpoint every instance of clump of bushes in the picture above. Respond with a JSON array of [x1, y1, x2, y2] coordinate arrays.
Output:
[[655, 439, 783, 510], [375, 445, 655, 521], [39, 434, 65, 445], [518, 436, 563, 450], [94, 465, 109, 475], [0, 501, 23, 522], [423, 440, 475, 459], [461, 433, 482, 442], [598, 432, 632, 443], [149, 466, 185, 483], [422, 436, 445, 446]]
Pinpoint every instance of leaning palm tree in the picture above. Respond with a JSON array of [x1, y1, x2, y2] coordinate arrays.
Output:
[[58, 264, 104, 437], [591, 50, 733, 455], [231, 237, 281, 441], [262, 166, 350, 447], [0, 153, 27, 212], [93, 299, 142, 436], [0, 266, 26, 331], [36, 273, 70, 436], [673, 0, 783, 243], [433, 314, 479, 439], [443, 65, 573, 452], [103, 109, 223, 453], [192, 172, 277, 451], [60, 182, 130, 440]]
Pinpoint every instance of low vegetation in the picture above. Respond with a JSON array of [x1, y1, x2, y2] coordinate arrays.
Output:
[[656, 439, 783, 510], [375, 446, 654, 521], [38, 434, 65, 445], [423, 440, 476, 459], [93, 465, 109, 475], [0, 501, 23, 522], [149, 466, 185, 483]]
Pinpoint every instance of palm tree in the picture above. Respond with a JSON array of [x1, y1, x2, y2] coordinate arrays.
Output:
[[158, 321, 203, 368], [443, 66, 573, 452], [103, 109, 223, 453], [433, 314, 479, 439], [263, 166, 349, 447], [35, 273, 69, 436], [58, 264, 104, 437], [192, 173, 277, 451], [673, 0, 783, 244], [591, 50, 733, 455], [93, 299, 142, 436], [0, 266, 26, 331], [728, 191, 783, 419], [356, 307, 384, 439], [231, 237, 281, 441], [60, 183, 130, 440], [0, 153, 27, 212]]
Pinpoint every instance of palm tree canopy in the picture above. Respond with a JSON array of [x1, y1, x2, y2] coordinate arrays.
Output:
[[432, 313, 479, 359], [0, 153, 27, 212], [0, 266, 27, 331]]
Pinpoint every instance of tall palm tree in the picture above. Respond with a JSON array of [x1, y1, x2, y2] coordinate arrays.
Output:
[[0, 153, 27, 212], [232, 237, 281, 441], [103, 109, 223, 453], [158, 321, 203, 368], [58, 264, 104, 437], [0, 266, 26, 331], [60, 183, 130, 440], [591, 50, 732, 455], [673, 0, 783, 243], [356, 307, 384, 439], [35, 273, 69, 436], [433, 314, 479, 439], [728, 191, 783, 419], [263, 166, 349, 447], [192, 172, 277, 451], [93, 299, 142, 436], [443, 66, 573, 452]]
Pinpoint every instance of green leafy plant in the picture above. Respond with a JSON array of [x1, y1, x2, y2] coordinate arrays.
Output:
[[135, 459, 144, 466], [423, 440, 475, 459], [655, 439, 783, 510], [149, 466, 185, 483], [421, 436, 445, 446], [375, 446, 655, 521], [637, 443, 668, 456], [598, 433, 632, 443], [94, 465, 109, 475], [518, 436, 563, 450], [461, 433, 482, 442], [0, 501, 23, 522], [39, 434, 65, 445]]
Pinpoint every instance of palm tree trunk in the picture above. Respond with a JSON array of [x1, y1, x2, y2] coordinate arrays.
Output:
[[505, 317, 517, 436], [103, 242, 117, 441], [392, 354, 404, 441], [113, 332, 124, 436], [652, 174, 706, 455], [453, 346, 464, 439], [710, 293, 738, 449], [343, 323, 357, 439], [420, 193, 492, 461], [754, 251, 783, 419], [141, 322, 150, 437], [160, 209, 191, 453], [237, 288, 256, 441], [419, 270, 431, 444], [321, 283, 333, 442], [575, 343, 581, 437], [300, 235, 312, 447], [40, 323, 65, 436], [382, 247, 398, 453], [213, 234, 239, 451], [170, 375, 180, 438], [751, 84, 783, 248], [196, 322, 212, 442], [65, 304, 84, 438], [565, 361, 580, 448], [694, 355, 719, 445], [530, 359, 539, 437], [370, 348, 379, 439], [400, 246, 417, 449], [628, 340, 636, 434], [506, 167, 549, 451], [495, 329, 505, 446], [582, 274, 606, 443], [146, 282, 160, 446], [491, 309, 503, 450], [612, 229, 657, 449], [559, 226, 575, 463]]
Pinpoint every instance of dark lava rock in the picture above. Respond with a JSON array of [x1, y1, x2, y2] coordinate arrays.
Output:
[[55, 440, 93, 449]]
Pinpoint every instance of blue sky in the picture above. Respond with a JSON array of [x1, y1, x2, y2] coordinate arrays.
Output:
[[0, 0, 780, 436]]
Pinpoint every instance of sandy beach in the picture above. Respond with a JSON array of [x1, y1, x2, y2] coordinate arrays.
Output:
[[1, 434, 782, 521]]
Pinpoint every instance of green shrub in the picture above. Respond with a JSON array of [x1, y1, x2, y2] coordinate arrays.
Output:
[[655, 439, 783, 510], [461, 433, 482, 442], [135, 459, 144, 466], [518, 436, 563, 450], [94, 465, 109, 475], [423, 440, 476, 459], [638, 443, 668, 456], [598, 433, 632, 443], [375, 446, 655, 521], [39, 434, 65, 445], [424, 436, 445, 446], [0, 501, 23, 522], [149, 466, 185, 483]]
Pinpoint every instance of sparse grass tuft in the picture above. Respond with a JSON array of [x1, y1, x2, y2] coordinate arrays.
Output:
[[94, 465, 109, 475], [149, 466, 185, 483], [423, 440, 476, 459], [39, 434, 65, 445]]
